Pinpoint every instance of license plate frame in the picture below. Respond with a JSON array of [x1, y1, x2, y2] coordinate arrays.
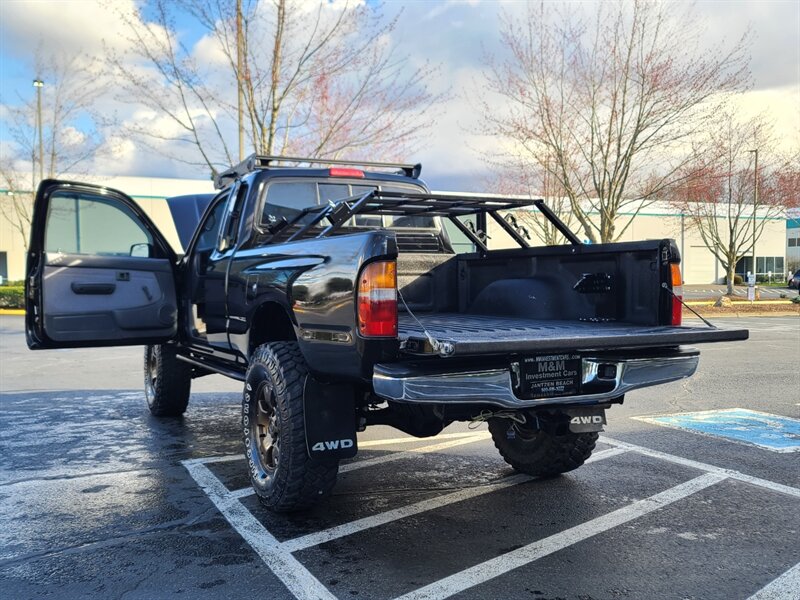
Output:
[[512, 353, 582, 399]]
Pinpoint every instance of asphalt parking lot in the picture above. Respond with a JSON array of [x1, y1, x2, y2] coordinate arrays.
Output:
[[1, 314, 798, 599], [682, 285, 799, 300]]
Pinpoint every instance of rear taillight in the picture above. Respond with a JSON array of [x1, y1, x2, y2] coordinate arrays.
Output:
[[329, 167, 365, 178], [670, 263, 683, 326], [358, 261, 397, 337]]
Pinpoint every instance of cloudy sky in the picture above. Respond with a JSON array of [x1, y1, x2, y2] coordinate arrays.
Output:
[[1, 0, 798, 191]]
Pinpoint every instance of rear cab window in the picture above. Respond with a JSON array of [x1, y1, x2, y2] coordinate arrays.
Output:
[[259, 180, 437, 232]]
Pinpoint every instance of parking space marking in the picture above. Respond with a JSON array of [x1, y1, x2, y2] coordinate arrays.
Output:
[[358, 431, 484, 448], [229, 433, 491, 499], [632, 409, 800, 453], [396, 472, 727, 600], [602, 437, 800, 499], [282, 473, 530, 553], [283, 447, 632, 553], [747, 561, 800, 600], [183, 454, 244, 466], [185, 435, 798, 600], [183, 460, 337, 600], [339, 433, 490, 473]]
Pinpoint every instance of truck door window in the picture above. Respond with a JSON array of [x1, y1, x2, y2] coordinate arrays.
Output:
[[196, 197, 227, 252], [45, 192, 155, 256], [219, 182, 248, 251]]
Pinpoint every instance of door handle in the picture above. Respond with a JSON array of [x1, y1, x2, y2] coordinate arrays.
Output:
[[71, 282, 116, 295]]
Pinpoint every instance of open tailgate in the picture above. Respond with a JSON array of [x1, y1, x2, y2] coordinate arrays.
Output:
[[398, 314, 748, 356]]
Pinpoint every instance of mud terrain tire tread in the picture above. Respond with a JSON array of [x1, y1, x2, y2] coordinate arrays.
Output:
[[244, 342, 338, 512], [488, 419, 598, 476], [144, 344, 192, 417]]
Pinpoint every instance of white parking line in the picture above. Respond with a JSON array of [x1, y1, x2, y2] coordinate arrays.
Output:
[[183, 460, 336, 600], [395, 472, 727, 600], [183, 454, 244, 466], [186, 433, 799, 600], [283, 473, 528, 553], [340, 433, 490, 473], [282, 447, 628, 553], [227, 433, 491, 500], [747, 561, 800, 600], [358, 431, 484, 447], [601, 437, 800, 499]]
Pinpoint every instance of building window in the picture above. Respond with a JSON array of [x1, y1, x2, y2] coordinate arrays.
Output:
[[790, 238, 798, 247], [737, 256, 785, 276]]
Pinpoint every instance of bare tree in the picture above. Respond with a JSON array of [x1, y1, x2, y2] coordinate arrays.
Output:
[[479, 1, 749, 243], [0, 52, 106, 248], [673, 111, 797, 295], [107, 0, 439, 178], [487, 158, 578, 246]]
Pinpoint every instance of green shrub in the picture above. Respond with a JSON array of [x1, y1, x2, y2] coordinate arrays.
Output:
[[0, 285, 25, 308], [725, 274, 744, 285]]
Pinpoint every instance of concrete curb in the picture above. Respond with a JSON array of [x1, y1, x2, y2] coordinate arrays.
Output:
[[0, 309, 25, 315]]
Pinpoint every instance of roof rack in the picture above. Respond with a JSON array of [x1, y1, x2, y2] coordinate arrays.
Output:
[[214, 153, 422, 189], [263, 189, 582, 250]]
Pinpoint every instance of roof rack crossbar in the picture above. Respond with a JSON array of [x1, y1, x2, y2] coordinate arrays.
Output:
[[214, 153, 421, 188]]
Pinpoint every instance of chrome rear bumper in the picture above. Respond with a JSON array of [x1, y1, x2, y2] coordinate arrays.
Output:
[[373, 350, 699, 408]]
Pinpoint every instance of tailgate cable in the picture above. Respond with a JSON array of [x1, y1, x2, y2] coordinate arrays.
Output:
[[661, 283, 717, 329], [396, 288, 454, 356]]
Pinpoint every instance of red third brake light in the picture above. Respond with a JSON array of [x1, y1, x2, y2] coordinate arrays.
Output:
[[358, 261, 397, 337], [329, 167, 365, 178], [670, 263, 683, 326]]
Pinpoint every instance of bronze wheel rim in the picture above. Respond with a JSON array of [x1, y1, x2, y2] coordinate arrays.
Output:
[[255, 381, 280, 473]]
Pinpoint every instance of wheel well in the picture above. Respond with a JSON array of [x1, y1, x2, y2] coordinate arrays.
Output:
[[248, 302, 297, 356]]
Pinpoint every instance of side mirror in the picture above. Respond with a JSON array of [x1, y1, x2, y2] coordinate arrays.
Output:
[[130, 243, 151, 258]]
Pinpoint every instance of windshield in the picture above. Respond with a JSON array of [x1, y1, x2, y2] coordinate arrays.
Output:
[[260, 180, 436, 230]]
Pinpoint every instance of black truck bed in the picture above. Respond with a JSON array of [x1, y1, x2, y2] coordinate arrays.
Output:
[[398, 313, 749, 356]]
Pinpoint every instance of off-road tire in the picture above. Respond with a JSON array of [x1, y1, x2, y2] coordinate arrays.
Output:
[[488, 418, 598, 477], [144, 344, 192, 417], [243, 342, 339, 512]]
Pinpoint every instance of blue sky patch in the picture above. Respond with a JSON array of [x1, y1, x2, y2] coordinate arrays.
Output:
[[634, 409, 800, 453]]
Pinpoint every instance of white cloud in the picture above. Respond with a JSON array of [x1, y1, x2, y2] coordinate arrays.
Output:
[[0, 0, 797, 188], [0, 0, 138, 57]]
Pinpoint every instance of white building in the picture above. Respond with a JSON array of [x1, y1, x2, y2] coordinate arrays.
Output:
[[0, 174, 215, 282]]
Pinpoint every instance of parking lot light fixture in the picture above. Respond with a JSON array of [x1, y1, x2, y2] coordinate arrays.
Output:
[[33, 79, 44, 183], [748, 148, 758, 280]]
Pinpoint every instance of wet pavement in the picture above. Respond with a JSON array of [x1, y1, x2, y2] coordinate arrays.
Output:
[[1, 315, 798, 599]]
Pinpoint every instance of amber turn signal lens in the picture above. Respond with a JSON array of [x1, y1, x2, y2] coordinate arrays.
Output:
[[358, 261, 397, 337]]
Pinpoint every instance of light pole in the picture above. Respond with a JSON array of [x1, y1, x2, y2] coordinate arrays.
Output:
[[748, 148, 758, 280], [33, 79, 44, 184], [236, 0, 244, 160]]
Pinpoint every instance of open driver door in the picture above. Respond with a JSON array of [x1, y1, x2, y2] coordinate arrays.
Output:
[[26, 180, 180, 349]]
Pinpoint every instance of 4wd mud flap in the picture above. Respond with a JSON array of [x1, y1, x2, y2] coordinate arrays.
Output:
[[565, 407, 607, 433], [303, 377, 358, 459]]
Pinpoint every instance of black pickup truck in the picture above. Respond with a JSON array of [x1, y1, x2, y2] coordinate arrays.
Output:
[[25, 155, 748, 511]]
